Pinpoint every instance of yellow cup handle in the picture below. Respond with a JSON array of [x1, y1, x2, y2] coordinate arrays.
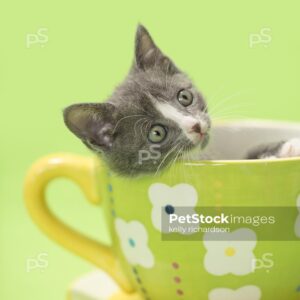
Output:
[[24, 153, 134, 293]]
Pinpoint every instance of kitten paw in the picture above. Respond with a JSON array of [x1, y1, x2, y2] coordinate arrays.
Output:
[[278, 138, 300, 158]]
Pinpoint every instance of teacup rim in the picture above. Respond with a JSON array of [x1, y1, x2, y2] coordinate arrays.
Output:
[[182, 118, 300, 165]]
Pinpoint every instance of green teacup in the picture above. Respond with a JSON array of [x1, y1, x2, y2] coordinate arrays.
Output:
[[24, 120, 300, 300]]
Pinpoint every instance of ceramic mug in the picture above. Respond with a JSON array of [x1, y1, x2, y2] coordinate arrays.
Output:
[[24, 120, 300, 300]]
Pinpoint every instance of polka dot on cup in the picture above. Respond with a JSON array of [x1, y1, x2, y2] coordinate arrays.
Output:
[[171, 262, 185, 297], [165, 205, 175, 214], [136, 277, 142, 284], [131, 267, 151, 300], [128, 238, 136, 248], [107, 184, 113, 192], [174, 276, 181, 283], [172, 262, 179, 269]]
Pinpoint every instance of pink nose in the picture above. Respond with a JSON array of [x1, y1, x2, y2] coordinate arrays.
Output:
[[191, 123, 202, 134]]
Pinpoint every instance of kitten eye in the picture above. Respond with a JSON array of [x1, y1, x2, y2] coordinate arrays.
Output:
[[148, 125, 167, 143], [177, 89, 193, 106]]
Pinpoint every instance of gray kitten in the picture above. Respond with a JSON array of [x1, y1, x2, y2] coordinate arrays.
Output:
[[64, 25, 211, 176], [64, 25, 300, 176]]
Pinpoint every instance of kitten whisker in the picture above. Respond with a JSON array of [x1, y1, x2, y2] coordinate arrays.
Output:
[[113, 114, 146, 134], [134, 117, 148, 137], [140, 118, 151, 139], [208, 90, 251, 116], [206, 85, 226, 103], [212, 113, 250, 121], [209, 103, 254, 118], [168, 145, 185, 171], [154, 143, 181, 176]]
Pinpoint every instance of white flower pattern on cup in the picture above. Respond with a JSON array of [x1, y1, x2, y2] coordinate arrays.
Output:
[[295, 194, 300, 238], [203, 228, 257, 276], [115, 218, 154, 268], [148, 183, 198, 234], [209, 285, 261, 300]]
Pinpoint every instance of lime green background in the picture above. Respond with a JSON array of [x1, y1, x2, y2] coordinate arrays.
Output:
[[0, 1, 300, 299]]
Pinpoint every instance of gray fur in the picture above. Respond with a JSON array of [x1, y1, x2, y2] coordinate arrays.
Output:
[[246, 141, 285, 159], [64, 25, 210, 176]]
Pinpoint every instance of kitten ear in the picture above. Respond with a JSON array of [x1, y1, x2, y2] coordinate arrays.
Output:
[[63, 103, 117, 151], [135, 24, 178, 73]]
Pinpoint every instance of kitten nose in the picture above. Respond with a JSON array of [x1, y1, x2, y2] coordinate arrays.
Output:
[[191, 121, 209, 135], [191, 123, 202, 134]]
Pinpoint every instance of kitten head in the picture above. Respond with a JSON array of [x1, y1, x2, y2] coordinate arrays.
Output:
[[64, 25, 211, 176]]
